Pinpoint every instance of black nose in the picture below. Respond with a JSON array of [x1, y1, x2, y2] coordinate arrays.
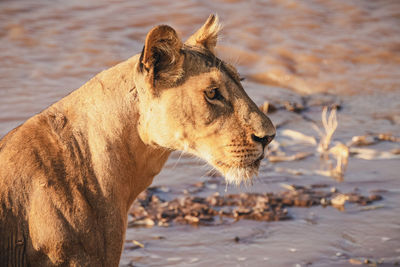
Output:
[[251, 133, 275, 148]]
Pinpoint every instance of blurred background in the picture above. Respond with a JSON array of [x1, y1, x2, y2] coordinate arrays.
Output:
[[1, 0, 399, 266]]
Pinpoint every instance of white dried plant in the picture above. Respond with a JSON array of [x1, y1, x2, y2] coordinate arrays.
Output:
[[329, 143, 349, 178], [313, 106, 338, 155], [313, 106, 349, 179]]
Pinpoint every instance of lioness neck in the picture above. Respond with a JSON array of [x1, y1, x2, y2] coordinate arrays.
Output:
[[49, 55, 171, 213]]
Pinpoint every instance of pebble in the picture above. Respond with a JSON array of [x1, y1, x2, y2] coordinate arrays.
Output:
[[259, 101, 277, 114], [349, 258, 363, 265], [184, 215, 199, 224], [391, 148, 400, 155], [331, 194, 348, 206], [128, 218, 155, 227], [284, 101, 305, 113], [167, 257, 182, 262], [350, 135, 377, 146], [369, 194, 382, 201], [189, 258, 199, 263], [159, 186, 170, 193], [320, 198, 329, 206], [206, 183, 218, 190], [132, 240, 144, 248]]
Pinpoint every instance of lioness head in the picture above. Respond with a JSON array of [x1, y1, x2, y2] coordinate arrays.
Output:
[[134, 15, 275, 185]]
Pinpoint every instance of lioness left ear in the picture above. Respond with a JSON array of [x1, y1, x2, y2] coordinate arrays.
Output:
[[185, 14, 221, 53], [139, 25, 183, 88]]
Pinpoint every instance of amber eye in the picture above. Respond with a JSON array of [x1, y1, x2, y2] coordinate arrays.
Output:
[[204, 88, 220, 100]]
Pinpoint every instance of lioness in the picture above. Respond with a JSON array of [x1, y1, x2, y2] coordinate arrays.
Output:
[[0, 15, 275, 266]]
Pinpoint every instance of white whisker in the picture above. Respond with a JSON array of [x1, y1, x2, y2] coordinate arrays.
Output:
[[172, 150, 185, 169]]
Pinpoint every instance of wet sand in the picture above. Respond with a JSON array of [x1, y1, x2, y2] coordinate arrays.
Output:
[[0, 0, 399, 266]]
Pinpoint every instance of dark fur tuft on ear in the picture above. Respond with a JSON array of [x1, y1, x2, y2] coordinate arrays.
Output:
[[139, 46, 145, 72], [140, 25, 183, 88]]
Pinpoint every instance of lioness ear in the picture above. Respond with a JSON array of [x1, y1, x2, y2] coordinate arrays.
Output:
[[139, 25, 183, 87], [185, 14, 221, 53]]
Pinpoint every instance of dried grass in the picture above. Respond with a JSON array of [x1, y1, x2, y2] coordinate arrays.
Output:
[[313, 106, 338, 154], [268, 103, 399, 180], [311, 106, 350, 179], [329, 143, 349, 178], [268, 152, 313, 163]]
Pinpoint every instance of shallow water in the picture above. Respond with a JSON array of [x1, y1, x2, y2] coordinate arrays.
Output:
[[1, 0, 399, 266]]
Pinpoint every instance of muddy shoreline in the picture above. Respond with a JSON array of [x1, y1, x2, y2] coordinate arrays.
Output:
[[129, 183, 383, 228], [122, 91, 400, 266], [1, 0, 399, 266]]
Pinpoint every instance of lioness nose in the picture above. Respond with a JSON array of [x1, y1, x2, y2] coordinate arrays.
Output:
[[251, 133, 275, 148]]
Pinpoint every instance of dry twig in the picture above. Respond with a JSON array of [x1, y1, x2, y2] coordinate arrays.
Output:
[[313, 106, 338, 154]]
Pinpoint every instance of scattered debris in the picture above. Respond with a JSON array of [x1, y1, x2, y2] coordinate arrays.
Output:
[[132, 240, 145, 248], [258, 100, 305, 114], [349, 258, 363, 265], [259, 101, 277, 114], [360, 204, 385, 211], [331, 194, 349, 207], [348, 257, 391, 266], [314, 106, 338, 154], [284, 101, 305, 113], [268, 152, 313, 163], [270, 104, 399, 180], [128, 185, 382, 227], [347, 133, 400, 147], [125, 240, 145, 250], [280, 129, 317, 145], [302, 93, 342, 110], [391, 148, 400, 155], [128, 217, 155, 228], [348, 135, 377, 146], [280, 183, 298, 191], [329, 143, 349, 178], [350, 147, 400, 160], [377, 133, 400, 142], [310, 106, 351, 179]]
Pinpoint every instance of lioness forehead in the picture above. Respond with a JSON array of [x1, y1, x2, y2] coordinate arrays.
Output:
[[180, 47, 241, 87]]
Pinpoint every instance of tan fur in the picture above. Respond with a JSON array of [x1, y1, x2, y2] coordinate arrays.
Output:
[[0, 15, 275, 266], [185, 14, 222, 53]]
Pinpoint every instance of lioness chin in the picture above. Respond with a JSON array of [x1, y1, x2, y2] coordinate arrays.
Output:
[[0, 15, 275, 266]]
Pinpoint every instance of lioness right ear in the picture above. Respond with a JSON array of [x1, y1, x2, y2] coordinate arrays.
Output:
[[139, 25, 183, 88], [185, 14, 221, 54]]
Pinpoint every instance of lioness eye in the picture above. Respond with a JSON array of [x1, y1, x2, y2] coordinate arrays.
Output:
[[204, 88, 220, 101]]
